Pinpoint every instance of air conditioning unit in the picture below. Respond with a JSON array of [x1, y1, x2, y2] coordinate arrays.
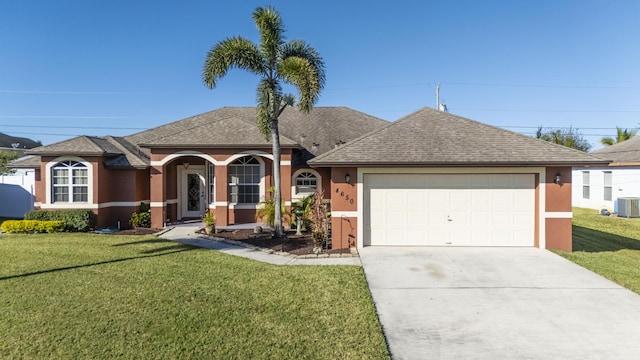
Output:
[[618, 197, 640, 218]]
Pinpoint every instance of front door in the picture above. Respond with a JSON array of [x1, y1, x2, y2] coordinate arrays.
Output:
[[182, 168, 206, 218]]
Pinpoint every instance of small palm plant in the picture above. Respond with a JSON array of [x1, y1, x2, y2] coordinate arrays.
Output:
[[202, 211, 215, 235], [256, 187, 290, 229], [292, 194, 314, 235]]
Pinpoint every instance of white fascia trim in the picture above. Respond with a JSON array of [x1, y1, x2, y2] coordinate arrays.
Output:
[[166, 198, 178, 205], [152, 151, 219, 167], [285, 201, 292, 207], [356, 167, 547, 249], [97, 200, 150, 209], [331, 211, 358, 218], [150, 202, 166, 208], [222, 151, 272, 165], [545, 211, 573, 219], [214, 201, 228, 207], [40, 203, 99, 209]]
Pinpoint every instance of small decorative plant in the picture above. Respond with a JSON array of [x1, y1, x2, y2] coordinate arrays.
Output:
[[256, 187, 290, 229], [129, 202, 151, 228], [202, 211, 216, 234], [292, 194, 314, 235]]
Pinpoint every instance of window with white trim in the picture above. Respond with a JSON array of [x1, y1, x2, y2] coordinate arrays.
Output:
[[208, 162, 215, 204], [295, 171, 318, 195], [603, 171, 612, 201], [52, 160, 88, 203], [582, 171, 590, 199], [228, 156, 260, 203]]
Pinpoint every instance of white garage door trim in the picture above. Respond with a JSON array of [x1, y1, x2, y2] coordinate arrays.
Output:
[[358, 168, 545, 248]]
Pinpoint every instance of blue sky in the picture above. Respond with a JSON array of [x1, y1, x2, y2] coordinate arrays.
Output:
[[1, 1, 638, 149]]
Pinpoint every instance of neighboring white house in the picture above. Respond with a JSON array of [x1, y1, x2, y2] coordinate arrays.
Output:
[[1, 133, 41, 218], [0, 167, 35, 218], [572, 136, 640, 213]]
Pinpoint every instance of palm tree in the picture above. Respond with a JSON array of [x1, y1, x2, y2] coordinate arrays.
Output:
[[600, 127, 638, 146], [202, 6, 325, 236]]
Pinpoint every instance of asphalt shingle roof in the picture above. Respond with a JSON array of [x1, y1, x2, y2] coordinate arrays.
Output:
[[28, 136, 122, 156], [309, 107, 609, 166], [0, 132, 40, 150], [7, 155, 41, 168], [22, 107, 388, 169], [592, 136, 640, 163]]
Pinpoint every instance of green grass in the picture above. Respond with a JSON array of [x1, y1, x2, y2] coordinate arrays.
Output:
[[0, 233, 389, 359], [552, 207, 640, 295]]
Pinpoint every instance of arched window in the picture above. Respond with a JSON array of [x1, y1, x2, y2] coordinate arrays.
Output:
[[228, 156, 261, 204], [52, 160, 88, 203], [295, 171, 318, 195]]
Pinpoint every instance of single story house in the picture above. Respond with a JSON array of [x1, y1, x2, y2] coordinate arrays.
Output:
[[572, 136, 640, 214], [12, 107, 607, 251]]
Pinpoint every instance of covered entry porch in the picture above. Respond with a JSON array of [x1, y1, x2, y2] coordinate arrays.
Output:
[[148, 149, 293, 229]]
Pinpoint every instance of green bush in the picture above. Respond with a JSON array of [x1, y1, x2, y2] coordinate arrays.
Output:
[[129, 203, 151, 228], [24, 209, 96, 232], [1, 220, 64, 233]]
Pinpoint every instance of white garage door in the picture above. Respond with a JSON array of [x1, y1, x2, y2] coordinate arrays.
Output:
[[364, 173, 535, 246]]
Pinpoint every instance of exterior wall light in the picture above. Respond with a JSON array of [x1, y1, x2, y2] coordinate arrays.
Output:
[[345, 173, 351, 184], [554, 173, 562, 185]]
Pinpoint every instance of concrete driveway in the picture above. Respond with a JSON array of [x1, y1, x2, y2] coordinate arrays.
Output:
[[359, 247, 640, 360]]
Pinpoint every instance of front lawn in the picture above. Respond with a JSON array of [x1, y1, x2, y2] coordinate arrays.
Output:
[[553, 207, 640, 295], [0, 233, 389, 359]]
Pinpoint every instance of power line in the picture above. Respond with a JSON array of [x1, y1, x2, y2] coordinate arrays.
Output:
[[0, 90, 136, 95], [1, 124, 146, 130], [452, 108, 640, 113], [0, 115, 146, 119]]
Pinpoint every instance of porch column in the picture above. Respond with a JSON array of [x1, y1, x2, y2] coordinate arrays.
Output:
[[150, 165, 166, 228], [214, 164, 229, 226], [281, 151, 292, 226]]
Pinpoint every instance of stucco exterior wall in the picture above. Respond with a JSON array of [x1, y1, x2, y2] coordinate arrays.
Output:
[[330, 167, 357, 250], [544, 166, 573, 251]]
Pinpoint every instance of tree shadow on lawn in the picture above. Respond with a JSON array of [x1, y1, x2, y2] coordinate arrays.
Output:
[[573, 225, 640, 252], [0, 244, 199, 281], [112, 238, 177, 247]]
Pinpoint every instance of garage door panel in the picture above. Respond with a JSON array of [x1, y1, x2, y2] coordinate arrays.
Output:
[[365, 173, 535, 247], [471, 211, 491, 226]]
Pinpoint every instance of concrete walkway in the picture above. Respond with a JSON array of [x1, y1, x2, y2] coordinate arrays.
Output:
[[159, 222, 361, 266], [360, 246, 640, 360]]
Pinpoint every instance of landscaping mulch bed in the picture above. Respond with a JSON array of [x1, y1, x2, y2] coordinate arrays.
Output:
[[108, 226, 352, 256], [204, 229, 352, 256]]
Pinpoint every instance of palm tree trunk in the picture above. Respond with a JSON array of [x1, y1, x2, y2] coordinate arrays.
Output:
[[271, 117, 283, 237]]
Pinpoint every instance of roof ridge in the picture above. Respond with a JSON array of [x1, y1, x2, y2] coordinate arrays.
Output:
[[431, 108, 605, 159], [308, 109, 404, 163]]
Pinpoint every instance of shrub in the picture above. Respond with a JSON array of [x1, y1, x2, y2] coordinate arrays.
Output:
[[1, 220, 64, 233], [256, 187, 290, 227], [291, 194, 314, 232], [310, 189, 330, 250], [24, 209, 96, 232], [129, 203, 151, 228]]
